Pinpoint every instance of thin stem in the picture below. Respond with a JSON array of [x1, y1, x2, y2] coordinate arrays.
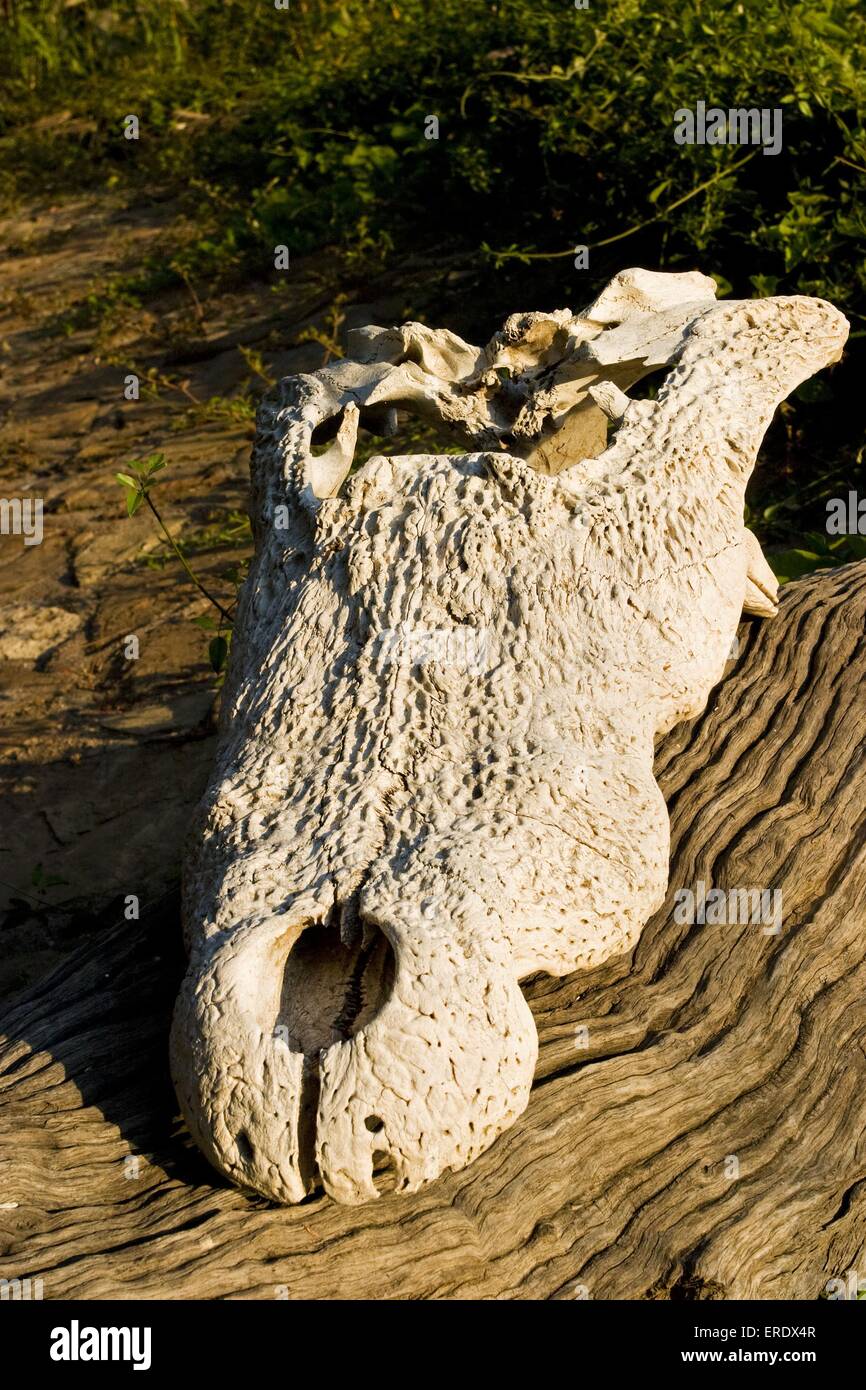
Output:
[[175, 266, 206, 325], [832, 155, 866, 177], [0, 875, 58, 909], [144, 493, 234, 624]]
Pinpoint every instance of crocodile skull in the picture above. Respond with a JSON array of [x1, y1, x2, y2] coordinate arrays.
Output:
[[171, 269, 847, 1205]]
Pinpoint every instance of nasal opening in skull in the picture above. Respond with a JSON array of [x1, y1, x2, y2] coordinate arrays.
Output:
[[277, 913, 396, 1057], [276, 913, 396, 1193]]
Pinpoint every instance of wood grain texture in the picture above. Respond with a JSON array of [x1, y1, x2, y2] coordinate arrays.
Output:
[[1, 560, 865, 1300]]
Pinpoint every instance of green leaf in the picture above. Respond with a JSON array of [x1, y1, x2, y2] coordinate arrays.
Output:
[[795, 377, 833, 404], [126, 490, 144, 517], [768, 548, 833, 584], [761, 501, 790, 521], [749, 274, 780, 298], [115, 472, 138, 489], [647, 179, 672, 205], [209, 635, 229, 673]]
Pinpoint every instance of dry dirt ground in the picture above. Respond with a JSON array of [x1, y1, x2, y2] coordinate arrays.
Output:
[[0, 191, 469, 994]]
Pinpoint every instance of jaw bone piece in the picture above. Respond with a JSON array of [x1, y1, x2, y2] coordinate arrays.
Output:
[[171, 269, 848, 1206]]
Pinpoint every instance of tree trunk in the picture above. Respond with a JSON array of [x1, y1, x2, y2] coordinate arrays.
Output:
[[1, 561, 865, 1300]]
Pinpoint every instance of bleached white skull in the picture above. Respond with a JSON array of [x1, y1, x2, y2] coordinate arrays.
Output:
[[171, 269, 847, 1205]]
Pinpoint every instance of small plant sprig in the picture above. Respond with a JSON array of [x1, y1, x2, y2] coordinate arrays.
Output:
[[114, 453, 236, 676], [297, 293, 348, 365]]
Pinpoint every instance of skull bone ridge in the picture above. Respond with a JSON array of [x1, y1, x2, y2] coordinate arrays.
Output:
[[170, 268, 848, 1206]]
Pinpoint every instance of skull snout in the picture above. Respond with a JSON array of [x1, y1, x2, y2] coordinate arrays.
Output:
[[170, 889, 538, 1205]]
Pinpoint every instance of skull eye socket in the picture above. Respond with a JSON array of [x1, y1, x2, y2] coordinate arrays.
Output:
[[310, 410, 346, 455]]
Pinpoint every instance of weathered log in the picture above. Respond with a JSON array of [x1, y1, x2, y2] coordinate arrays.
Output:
[[1, 560, 864, 1299]]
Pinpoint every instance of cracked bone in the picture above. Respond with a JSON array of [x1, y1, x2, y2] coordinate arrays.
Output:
[[171, 270, 848, 1206]]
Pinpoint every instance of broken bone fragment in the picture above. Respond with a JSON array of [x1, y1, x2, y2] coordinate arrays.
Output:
[[171, 269, 848, 1205], [587, 380, 631, 424], [742, 527, 781, 617]]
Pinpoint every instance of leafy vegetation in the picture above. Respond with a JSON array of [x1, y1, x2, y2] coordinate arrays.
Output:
[[4, 0, 865, 586]]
